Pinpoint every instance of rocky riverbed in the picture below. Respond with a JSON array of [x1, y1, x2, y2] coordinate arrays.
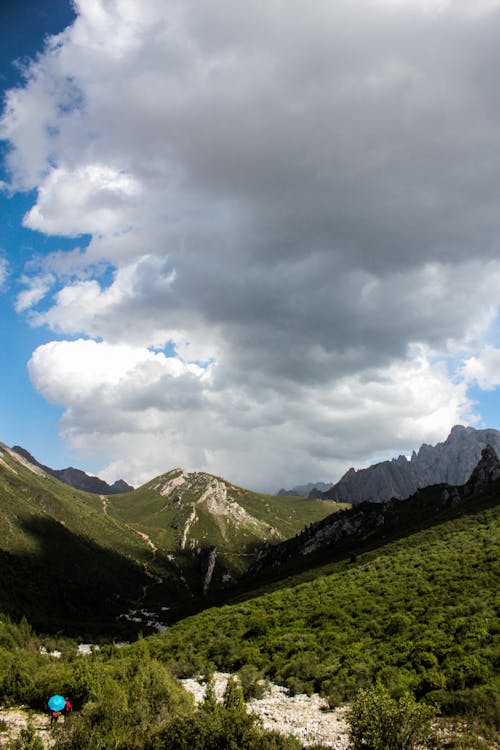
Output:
[[180, 672, 350, 749], [0, 707, 54, 749], [0, 676, 349, 750]]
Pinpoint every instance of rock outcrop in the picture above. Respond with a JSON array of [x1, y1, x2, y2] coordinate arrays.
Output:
[[311, 425, 500, 503], [249, 446, 500, 574]]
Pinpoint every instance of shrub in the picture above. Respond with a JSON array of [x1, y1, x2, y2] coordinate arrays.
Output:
[[8, 720, 44, 750], [347, 684, 437, 750]]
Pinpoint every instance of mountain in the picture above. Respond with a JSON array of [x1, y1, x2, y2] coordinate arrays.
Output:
[[11, 445, 133, 495], [0, 444, 337, 634], [248, 444, 500, 577], [310, 424, 500, 503], [0, 441, 175, 635], [276, 481, 333, 497], [104, 468, 339, 597], [150, 450, 500, 728]]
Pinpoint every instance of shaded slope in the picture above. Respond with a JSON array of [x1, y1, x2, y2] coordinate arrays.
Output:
[[0, 444, 188, 634]]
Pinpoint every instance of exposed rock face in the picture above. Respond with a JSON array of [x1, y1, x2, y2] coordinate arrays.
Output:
[[250, 446, 500, 573], [314, 425, 500, 503], [463, 444, 500, 495], [156, 469, 278, 544], [11, 445, 133, 495]]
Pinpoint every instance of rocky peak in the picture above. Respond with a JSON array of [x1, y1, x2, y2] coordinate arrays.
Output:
[[251, 447, 500, 575], [463, 445, 500, 495], [314, 425, 500, 504]]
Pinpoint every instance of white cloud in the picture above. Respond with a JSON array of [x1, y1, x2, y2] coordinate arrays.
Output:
[[24, 164, 142, 236], [462, 345, 500, 390], [3, 0, 500, 488], [15, 274, 54, 312], [28, 338, 473, 490], [0, 258, 8, 291]]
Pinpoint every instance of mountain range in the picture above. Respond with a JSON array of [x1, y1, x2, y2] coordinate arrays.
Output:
[[1, 431, 498, 746], [295, 425, 500, 503], [12, 445, 134, 495], [0, 442, 336, 634], [249, 443, 500, 579], [1, 426, 499, 636]]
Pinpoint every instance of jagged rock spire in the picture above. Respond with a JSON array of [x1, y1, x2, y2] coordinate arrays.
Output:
[[463, 444, 500, 496]]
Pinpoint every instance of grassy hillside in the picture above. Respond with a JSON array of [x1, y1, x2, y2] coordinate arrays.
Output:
[[0, 445, 188, 635], [147, 480, 500, 730], [0, 446, 339, 634], [105, 468, 340, 593]]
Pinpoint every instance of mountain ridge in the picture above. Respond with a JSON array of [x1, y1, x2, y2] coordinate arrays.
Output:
[[0, 445, 337, 632], [11, 444, 134, 495], [247, 443, 500, 579], [307, 424, 500, 503]]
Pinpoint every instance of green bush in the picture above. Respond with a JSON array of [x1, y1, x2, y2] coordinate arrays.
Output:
[[8, 720, 43, 750], [149, 677, 301, 750], [347, 684, 437, 750]]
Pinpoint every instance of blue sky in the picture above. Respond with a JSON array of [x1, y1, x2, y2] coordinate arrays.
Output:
[[1, 0, 500, 491], [0, 0, 83, 468]]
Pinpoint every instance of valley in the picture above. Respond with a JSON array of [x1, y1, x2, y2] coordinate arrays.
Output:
[[0, 432, 499, 748]]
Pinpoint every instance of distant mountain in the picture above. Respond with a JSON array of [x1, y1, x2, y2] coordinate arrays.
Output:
[[11, 445, 133, 495], [309, 425, 500, 503], [105, 467, 337, 596], [249, 444, 500, 576], [276, 481, 334, 497]]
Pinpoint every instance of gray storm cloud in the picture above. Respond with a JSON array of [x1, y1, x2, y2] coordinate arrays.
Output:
[[3, 0, 500, 489]]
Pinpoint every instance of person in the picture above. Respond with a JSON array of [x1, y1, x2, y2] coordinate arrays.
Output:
[[50, 710, 61, 726], [64, 697, 73, 719]]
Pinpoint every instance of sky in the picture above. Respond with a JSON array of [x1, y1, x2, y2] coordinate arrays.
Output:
[[1, 0, 500, 493]]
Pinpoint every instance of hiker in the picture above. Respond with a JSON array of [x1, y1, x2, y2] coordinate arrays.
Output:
[[64, 697, 73, 719], [50, 710, 61, 726]]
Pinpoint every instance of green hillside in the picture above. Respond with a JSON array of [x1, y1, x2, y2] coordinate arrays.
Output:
[[0, 446, 338, 635], [104, 468, 340, 594], [147, 479, 500, 730], [0, 445, 187, 635]]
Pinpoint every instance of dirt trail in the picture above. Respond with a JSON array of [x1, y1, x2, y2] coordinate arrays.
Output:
[[129, 527, 158, 555], [99, 494, 109, 514]]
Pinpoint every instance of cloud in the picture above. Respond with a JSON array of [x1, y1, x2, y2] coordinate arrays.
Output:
[[3, 0, 500, 488], [15, 273, 55, 313], [28, 338, 473, 490], [462, 345, 500, 390], [0, 258, 8, 291]]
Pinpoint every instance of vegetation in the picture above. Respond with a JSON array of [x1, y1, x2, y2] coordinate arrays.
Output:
[[347, 684, 437, 750], [146, 484, 499, 738], [0, 448, 338, 634], [0, 445, 499, 747]]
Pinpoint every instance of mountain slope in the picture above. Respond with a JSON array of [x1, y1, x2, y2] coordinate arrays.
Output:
[[249, 444, 500, 578], [0, 443, 188, 634], [313, 424, 500, 503], [0, 445, 338, 632], [148, 458, 500, 729], [11, 445, 133, 495], [104, 468, 340, 595]]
